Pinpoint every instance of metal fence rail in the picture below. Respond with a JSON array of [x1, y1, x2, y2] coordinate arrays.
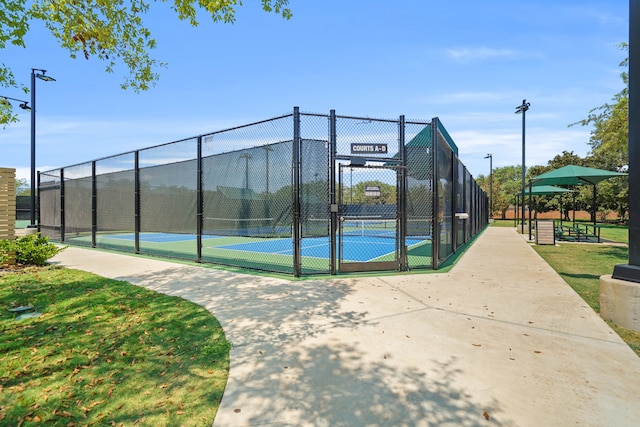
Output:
[[39, 107, 487, 276]]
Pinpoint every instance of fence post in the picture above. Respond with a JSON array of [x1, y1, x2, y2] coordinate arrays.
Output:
[[293, 107, 302, 277], [91, 161, 97, 248], [452, 156, 458, 254], [463, 166, 468, 243], [431, 118, 440, 269], [36, 171, 40, 233], [196, 136, 203, 263], [329, 110, 337, 275], [398, 115, 408, 270], [60, 169, 65, 242], [134, 151, 140, 254]]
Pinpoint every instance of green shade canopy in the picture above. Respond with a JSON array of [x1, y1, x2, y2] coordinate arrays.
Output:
[[530, 165, 627, 225], [520, 185, 574, 196], [530, 165, 627, 186]]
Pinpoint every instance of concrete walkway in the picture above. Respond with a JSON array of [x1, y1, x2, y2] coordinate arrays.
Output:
[[50, 227, 640, 426]]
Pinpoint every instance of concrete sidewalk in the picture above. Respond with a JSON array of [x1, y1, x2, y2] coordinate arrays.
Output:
[[51, 227, 640, 426]]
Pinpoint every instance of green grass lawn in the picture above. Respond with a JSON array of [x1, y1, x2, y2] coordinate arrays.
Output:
[[489, 219, 517, 227], [593, 222, 628, 244], [0, 266, 230, 426]]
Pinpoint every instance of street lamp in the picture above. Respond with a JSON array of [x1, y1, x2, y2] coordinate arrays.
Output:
[[515, 99, 530, 235], [484, 153, 493, 221], [0, 96, 31, 112], [239, 152, 251, 189], [29, 68, 56, 228], [1, 96, 31, 217], [261, 145, 273, 195], [262, 145, 273, 218]]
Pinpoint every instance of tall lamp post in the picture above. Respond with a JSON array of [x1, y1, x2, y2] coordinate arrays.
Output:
[[239, 152, 251, 189], [515, 99, 530, 235], [29, 68, 56, 228], [0, 96, 31, 221], [0, 96, 31, 112], [262, 145, 273, 218], [262, 145, 273, 196], [484, 153, 493, 221]]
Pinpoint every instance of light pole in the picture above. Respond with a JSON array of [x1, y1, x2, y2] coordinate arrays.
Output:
[[0, 96, 31, 218], [484, 153, 493, 220], [262, 145, 273, 218], [0, 96, 31, 112], [515, 99, 530, 234], [239, 152, 251, 189], [29, 68, 56, 228], [261, 145, 273, 195]]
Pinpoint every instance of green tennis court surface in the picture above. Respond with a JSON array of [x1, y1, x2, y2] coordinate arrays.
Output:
[[97, 232, 429, 263]]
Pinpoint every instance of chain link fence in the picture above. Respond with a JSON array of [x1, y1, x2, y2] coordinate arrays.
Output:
[[39, 107, 487, 276]]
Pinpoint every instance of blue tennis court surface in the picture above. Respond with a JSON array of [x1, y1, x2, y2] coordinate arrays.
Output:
[[212, 236, 426, 262], [103, 233, 220, 243], [102, 232, 428, 262]]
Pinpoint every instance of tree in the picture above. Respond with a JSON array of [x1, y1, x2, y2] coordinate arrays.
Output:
[[571, 42, 628, 220], [16, 178, 29, 195], [572, 42, 628, 169], [525, 152, 587, 221], [477, 166, 521, 219], [343, 180, 396, 205], [0, 0, 292, 124]]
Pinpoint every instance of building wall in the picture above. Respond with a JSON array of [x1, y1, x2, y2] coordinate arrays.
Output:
[[0, 168, 16, 240]]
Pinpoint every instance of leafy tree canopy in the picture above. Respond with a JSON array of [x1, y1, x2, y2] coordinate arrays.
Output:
[[571, 42, 628, 170], [0, 0, 292, 123], [568, 42, 628, 220], [476, 165, 522, 218]]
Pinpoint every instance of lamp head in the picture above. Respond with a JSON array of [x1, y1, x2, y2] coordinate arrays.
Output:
[[0, 96, 31, 111], [515, 99, 531, 114], [484, 154, 492, 159], [36, 73, 56, 82]]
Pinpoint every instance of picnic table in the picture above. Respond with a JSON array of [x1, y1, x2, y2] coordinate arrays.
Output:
[[576, 223, 602, 242], [553, 221, 601, 243]]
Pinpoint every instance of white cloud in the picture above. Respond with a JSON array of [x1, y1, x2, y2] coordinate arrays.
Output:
[[426, 91, 514, 105], [452, 127, 591, 177], [445, 47, 525, 62]]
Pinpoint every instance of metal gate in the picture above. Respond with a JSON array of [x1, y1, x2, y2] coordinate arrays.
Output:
[[337, 164, 401, 272]]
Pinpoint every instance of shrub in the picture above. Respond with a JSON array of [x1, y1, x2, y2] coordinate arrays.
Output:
[[0, 245, 10, 265], [0, 234, 64, 266]]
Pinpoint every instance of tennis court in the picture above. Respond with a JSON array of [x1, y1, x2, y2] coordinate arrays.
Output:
[[105, 233, 219, 243], [212, 235, 427, 262], [98, 230, 429, 263], [39, 109, 487, 276]]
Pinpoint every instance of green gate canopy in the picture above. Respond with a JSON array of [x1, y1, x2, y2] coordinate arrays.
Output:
[[530, 165, 626, 186], [520, 185, 574, 196]]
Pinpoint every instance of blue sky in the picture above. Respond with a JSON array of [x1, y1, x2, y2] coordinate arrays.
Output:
[[1, 0, 628, 184]]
